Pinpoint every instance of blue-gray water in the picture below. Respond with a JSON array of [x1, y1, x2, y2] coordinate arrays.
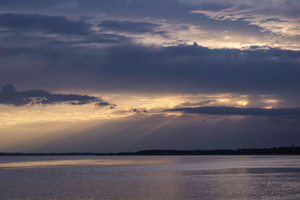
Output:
[[0, 156, 300, 199]]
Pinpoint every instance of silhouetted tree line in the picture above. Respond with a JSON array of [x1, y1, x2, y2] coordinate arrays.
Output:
[[235, 145, 300, 155], [106, 145, 300, 156], [0, 152, 96, 156], [0, 145, 299, 156]]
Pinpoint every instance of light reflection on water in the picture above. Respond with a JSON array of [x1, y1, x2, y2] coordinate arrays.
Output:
[[0, 158, 173, 169], [0, 156, 300, 200]]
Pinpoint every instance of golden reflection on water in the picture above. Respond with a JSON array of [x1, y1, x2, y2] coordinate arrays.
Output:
[[0, 158, 173, 169]]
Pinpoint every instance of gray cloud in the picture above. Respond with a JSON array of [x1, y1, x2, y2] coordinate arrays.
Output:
[[0, 84, 114, 107], [49, 33, 132, 45], [97, 44, 300, 96], [199, 2, 231, 11], [132, 109, 140, 113], [1, 43, 300, 103], [178, 100, 217, 107], [0, 13, 92, 35], [95, 101, 116, 109], [0, 0, 293, 40], [99, 20, 167, 36], [130, 109, 148, 113], [165, 106, 300, 117], [191, 0, 300, 37]]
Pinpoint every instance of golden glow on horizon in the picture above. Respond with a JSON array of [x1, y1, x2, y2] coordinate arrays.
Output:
[[264, 106, 273, 109], [264, 99, 280, 104], [0, 93, 287, 126], [217, 99, 230, 103], [237, 101, 249, 106]]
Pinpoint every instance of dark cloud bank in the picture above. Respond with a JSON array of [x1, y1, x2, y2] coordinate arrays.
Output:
[[2, 43, 300, 99], [0, 13, 92, 35], [165, 106, 300, 117], [0, 84, 115, 107], [0, 13, 132, 45]]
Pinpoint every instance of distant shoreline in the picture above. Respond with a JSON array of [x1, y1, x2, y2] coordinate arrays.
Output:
[[0, 146, 299, 156]]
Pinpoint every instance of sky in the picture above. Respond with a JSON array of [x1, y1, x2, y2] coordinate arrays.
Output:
[[0, 0, 300, 153]]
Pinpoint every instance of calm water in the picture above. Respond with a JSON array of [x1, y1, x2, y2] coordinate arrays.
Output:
[[0, 156, 300, 200]]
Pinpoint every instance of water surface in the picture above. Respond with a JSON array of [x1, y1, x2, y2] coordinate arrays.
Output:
[[0, 156, 299, 199]]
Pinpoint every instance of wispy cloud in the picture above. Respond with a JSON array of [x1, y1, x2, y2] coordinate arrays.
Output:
[[190, 0, 300, 37]]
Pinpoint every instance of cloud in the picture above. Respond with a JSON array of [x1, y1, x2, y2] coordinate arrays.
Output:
[[1, 43, 300, 101], [165, 106, 300, 117], [0, 13, 92, 35], [98, 20, 167, 36], [130, 108, 148, 113], [132, 108, 140, 113], [49, 33, 132, 45], [0, 84, 114, 107], [96, 44, 300, 96], [95, 101, 116, 109], [191, 0, 300, 37], [0, 0, 298, 49], [0, 13, 133, 47], [199, 2, 232, 11], [178, 100, 217, 107]]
